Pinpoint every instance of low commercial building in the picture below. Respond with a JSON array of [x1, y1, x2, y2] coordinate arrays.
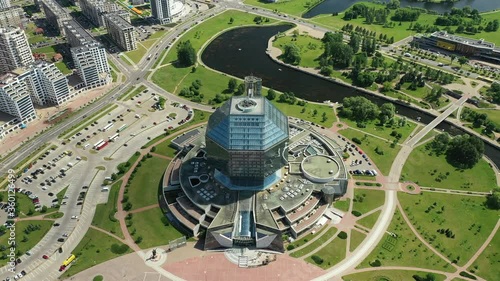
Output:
[[0, 6, 23, 28], [40, 0, 70, 36], [414, 31, 500, 63], [104, 13, 136, 51]]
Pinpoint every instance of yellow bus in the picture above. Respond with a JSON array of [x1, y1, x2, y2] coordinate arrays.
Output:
[[62, 254, 76, 267]]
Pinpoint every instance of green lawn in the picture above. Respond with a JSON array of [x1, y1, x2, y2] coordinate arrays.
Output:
[[340, 117, 417, 144], [339, 128, 401, 176], [288, 224, 328, 250], [125, 44, 147, 64], [273, 34, 323, 68], [399, 192, 500, 267], [155, 138, 178, 158], [91, 180, 124, 239], [129, 207, 184, 249], [161, 10, 277, 65], [32, 45, 57, 58], [352, 189, 384, 216], [343, 270, 446, 281], [244, 0, 317, 16], [0, 220, 53, 266], [357, 210, 381, 230], [457, 11, 500, 46], [127, 156, 170, 210], [62, 228, 132, 278], [305, 235, 347, 269], [149, 29, 168, 40], [55, 61, 72, 75], [468, 226, 500, 281], [290, 227, 337, 258], [358, 209, 454, 272], [310, 5, 439, 42], [471, 108, 500, 128], [272, 100, 336, 127], [401, 146, 497, 192], [140, 39, 157, 50], [334, 198, 350, 212], [349, 229, 366, 252]]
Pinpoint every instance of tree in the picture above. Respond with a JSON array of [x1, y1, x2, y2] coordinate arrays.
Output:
[[379, 103, 395, 124], [446, 134, 484, 169], [486, 188, 500, 210], [340, 96, 379, 123], [450, 54, 457, 64], [176, 40, 196, 67], [267, 89, 276, 100], [229, 17, 234, 24], [283, 43, 301, 65], [235, 83, 245, 95], [321, 32, 343, 44], [328, 42, 354, 68], [457, 56, 468, 68], [228, 78, 237, 92], [349, 33, 361, 53]]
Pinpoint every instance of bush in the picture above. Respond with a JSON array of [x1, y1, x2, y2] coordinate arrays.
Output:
[[311, 255, 324, 264], [370, 259, 382, 267], [337, 231, 348, 239], [352, 137, 362, 145], [286, 244, 295, 251], [459, 271, 477, 280], [150, 146, 156, 152], [110, 243, 129, 254], [351, 210, 362, 217]]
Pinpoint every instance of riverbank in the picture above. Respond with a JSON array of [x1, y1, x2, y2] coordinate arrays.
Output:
[[265, 23, 500, 154]]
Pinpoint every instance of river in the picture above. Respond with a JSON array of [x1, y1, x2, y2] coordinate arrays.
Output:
[[303, 0, 500, 19], [201, 25, 500, 167]]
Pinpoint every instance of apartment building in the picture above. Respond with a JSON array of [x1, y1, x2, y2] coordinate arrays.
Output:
[[29, 61, 70, 105], [0, 0, 10, 10], [79, 0, 129, 27], [151, 0, 173, 24], [0, 70, 36, 123], [0, 26, 33, 74], [104, 12, 136, 51], [0, 6, 23, 28], [40, 0, 70, 36]]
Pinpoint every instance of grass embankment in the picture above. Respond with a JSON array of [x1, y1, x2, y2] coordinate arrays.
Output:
[[399, 192, 500, 267], [273, 33, 324, 68], [339, 128, 401, 175], [349, 230, 366, 252], [62, 228, 132, 278], [287, 224, 327, 250], [401, 145, 497, 192], [358, 209, 454, 272], [357, 210, 381, 230], [305, 235, 347, 269], [352, 189, 385, 217], [290, 227, 337, 258], [91, 180, 124, 239], [128, 207, 184, 249], [334, 198, 350, 212]]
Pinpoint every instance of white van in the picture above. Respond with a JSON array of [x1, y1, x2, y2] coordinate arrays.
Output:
[[67, 163, 73, 167], [101, 186, 109, 192], [104, 176, 112, 180]]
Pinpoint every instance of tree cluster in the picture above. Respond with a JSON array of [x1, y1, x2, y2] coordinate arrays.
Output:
[[461, 108, 498, 135], [179, 80, 203, 102], [176, 40, 196, 67], [486, 188, 500, 210], [339, 96, 379, 123], [486, 82, 500, 104], [436, 228, 455, 239], [282, 43, 301, 65], [428, 133, 484, 168], [412, 273, 437, 281], [391, 8, 420, 22], [485, 19, 499, 32], [278, 91, 297, 105]]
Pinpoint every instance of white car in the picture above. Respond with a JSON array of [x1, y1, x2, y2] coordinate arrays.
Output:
[[71, 216, 78, 219]]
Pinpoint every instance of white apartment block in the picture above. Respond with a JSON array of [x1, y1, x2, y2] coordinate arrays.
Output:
[[71, 43, 110, 88], [0, 71, 36, 123], [104, 13, 136, 51], [0, 6, 23, 28], [151, 0, 173, 24], [0, 27, 34, 74], [29, 61, 70, 105], [79, 0, 129, 27], [40, 0, 70, 36], [0, 0, 10, 10]]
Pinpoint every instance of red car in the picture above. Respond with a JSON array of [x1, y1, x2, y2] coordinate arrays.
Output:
[[59, 265, 66, 272], [42, 255, 49, 259]]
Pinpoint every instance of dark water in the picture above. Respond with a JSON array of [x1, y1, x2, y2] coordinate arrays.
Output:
[[201, 25, 500, 167], [303, 0, 500, 18]]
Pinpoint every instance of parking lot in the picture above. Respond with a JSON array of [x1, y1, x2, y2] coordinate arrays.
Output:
[[334, 135, 380, 178]]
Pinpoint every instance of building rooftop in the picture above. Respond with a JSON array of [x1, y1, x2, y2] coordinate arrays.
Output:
[[105, 12, 133, 30], [41, 0, 69, 17], [431, 31, 495, 49], [65, 19, 96, 47]]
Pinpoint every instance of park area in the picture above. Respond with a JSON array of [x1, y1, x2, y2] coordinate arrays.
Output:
[[91, 180, 124, 239]]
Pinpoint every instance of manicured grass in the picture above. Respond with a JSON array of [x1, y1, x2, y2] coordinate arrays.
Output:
[[126, 44, 147, 64], [340, 117, 417, 144], [334, 198, 350, 212], [468, 226, 500, 281], [244, 0, 318, 16], [44, 212, 64, 219], [32, 45, 57, 58], [290, 227, 337, 258], [457, 11, 500, 46], [342, 270, 446, 281], [399, 192, 500, 267], [0, 220, 53, 266], [93, 275, 103, 281], [162, 10, 277, 65], [352, 189, 384, 216], [349, 229, 366, 252], [358, 209, 454, 272], [91, 180, 124, 239], [62, 228, 132, 278], [311, 5, 439, 42], [339, 128, 401, 176], [155, 138, 178, 158], [140, 39, 156, 50], [288, 224, 327, 249], [129, 207, 184, 249], [149, 29, 168, 40], [60, 104, 118, 139], [305, 236, 347, 269], [272, 100, 336, 127], [416, 128, 440, 146], [55, 61, 72, 75], [127, 156, 170, 210], [357, 210, 381, 230], [401, 146, 497, 192], [273, 34, 323, 68]]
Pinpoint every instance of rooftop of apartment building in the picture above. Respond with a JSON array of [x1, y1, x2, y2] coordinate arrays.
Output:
[[105, 12, 133, 30], [41, 0, 69, 17], [431, 31, 496, 49], [65, 19, 96, 46]]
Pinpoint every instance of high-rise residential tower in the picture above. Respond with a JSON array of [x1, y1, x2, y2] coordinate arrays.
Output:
[[0, 27, 33, 74]]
